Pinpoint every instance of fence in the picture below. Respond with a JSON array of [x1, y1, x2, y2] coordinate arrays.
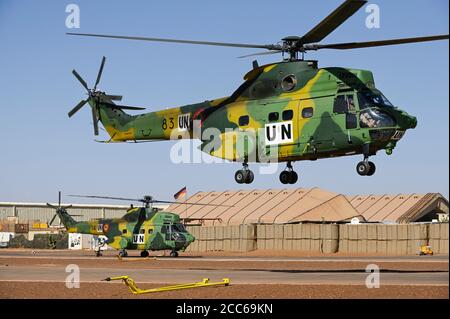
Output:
[[186, 223, 449, 255]]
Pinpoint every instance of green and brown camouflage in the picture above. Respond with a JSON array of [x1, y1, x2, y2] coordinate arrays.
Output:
[[53, 206, 195, 256], [86, 59, 417, 163]]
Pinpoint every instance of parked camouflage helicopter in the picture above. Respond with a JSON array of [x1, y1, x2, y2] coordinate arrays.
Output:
[[47, 192, 224, 257], [67, 0, 448, 184]]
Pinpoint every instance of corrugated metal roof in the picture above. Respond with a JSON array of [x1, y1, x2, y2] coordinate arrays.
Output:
[[166, 188, 448, 225]]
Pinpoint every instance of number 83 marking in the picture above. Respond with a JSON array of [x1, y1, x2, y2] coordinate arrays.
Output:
[[162, 117, 174, 130]]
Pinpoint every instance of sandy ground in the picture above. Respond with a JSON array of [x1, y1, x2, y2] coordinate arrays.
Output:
[[1, 282, 448, 299], [0, 249, 448, 299]]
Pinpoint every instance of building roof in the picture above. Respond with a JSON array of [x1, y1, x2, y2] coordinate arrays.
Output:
[[166, 188, 448, 225]]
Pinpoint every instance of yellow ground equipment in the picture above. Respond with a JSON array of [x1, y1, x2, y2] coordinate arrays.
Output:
[[102, 276, 230, 295], [419, 245, 434, 256]]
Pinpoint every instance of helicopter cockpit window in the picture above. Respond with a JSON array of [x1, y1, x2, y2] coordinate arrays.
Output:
[[281, 74, 297, 91], [239, 115, 249, 126], [268, 112, 279, 122], [333, 94, 355, 114], [171, 224, 187, 233], [360, 108, 396, 128], [282, 110, 293, 121], [358, 91, 393, 108]]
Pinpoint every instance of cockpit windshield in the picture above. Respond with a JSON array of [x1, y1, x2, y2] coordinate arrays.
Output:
[[358, 90, 393, 108], [171, 224, 187, 233], [360, 108, 396, 128]]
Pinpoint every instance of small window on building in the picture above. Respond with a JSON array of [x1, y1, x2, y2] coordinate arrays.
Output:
[[268, 112, 279, 122], [238, 115, 249, 126], [122, 229, 127, 234], [281, 74, 297, 91], [302, 107, 314, 118], [282, 110, 293, 121]]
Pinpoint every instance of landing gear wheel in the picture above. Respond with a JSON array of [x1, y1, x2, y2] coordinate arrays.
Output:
[[170, 251, 179, 257], [366, 161, 376, 176], [118, 250, 128, 258], [289, 171, 298, 184], [235, 170, 246, 184], [140, 250, 149, 258], [279, 171, 291, 184], [245, 170, 254, 184], [356, 161, 370, 176]]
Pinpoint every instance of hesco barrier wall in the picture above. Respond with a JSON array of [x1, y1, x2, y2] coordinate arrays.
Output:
[[186, 223, 449, 255]]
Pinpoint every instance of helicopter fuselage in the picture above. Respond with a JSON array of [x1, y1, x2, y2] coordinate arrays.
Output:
[[95, 60, 416, 164]]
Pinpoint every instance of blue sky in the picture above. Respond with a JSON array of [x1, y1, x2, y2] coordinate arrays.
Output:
[[0, 0, 448, 204]]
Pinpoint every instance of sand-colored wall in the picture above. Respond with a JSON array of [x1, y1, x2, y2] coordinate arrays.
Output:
[[186, 223, 449, 255]]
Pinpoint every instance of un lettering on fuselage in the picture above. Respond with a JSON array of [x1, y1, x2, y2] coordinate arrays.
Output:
[[265, 121, 293, 146], [132, 234, 145, 244], [178, 114, 190, 131]]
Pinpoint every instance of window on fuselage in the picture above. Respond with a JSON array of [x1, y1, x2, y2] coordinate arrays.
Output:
[[122, 229, 127, 234], [302, 107, 314, 118], [239, 115, 249, 126], [268, 112, 279, 122], [139, 229, 145, 234], [333, 94, 356, 114], [282, 110, 293, 121]]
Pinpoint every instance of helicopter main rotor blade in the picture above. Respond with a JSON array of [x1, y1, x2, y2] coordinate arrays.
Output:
[[68, 99, 88, 118], [94, 56, 106, 91], [151, 200, 232, 207], [67, 32, 281, 50], [309, 34, 450, 50], [237, 51, 281, 59], [68, 195, 142, 202], [72, 69, 89, 91], [299, 0, 367, 45], [102, 102, 146, 111], [46, 203, 57, 210]]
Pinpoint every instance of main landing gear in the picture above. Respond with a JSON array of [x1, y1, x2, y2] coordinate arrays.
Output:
[[279, 161, 298, 184], [118, 249, 128, 258], [140, 250, 149, 257], [356, 145, 376, 176], [170, 251, 179, 257], [234, 162, 254, 184]]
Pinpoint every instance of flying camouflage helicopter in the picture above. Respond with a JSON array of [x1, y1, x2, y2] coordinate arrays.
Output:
[[47, 192, 226, 257], [67, 0, 449, 185]]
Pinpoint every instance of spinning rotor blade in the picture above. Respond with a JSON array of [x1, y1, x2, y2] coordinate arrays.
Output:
[[72, 69, 89, 91], [94, 56, 106, 91], [67, 32, 280, 50], [310, 34, 450, 50]]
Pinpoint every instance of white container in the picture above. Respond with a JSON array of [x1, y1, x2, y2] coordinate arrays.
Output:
[[0, 232, 14, 247]]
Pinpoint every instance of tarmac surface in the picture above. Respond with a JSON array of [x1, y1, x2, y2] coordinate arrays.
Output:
[[0, 249, 448, 298]]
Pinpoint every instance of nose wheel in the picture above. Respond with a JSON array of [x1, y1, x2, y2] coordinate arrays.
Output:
[[280, 162, 298, 184], [234, 162, 254, 184]]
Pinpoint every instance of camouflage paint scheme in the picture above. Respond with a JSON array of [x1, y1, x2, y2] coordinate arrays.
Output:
[[55, 207, 195, 252], [91, 60, 417, 163]]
